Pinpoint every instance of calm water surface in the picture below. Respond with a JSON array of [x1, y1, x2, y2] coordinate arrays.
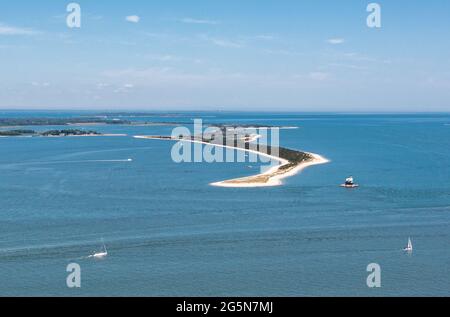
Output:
[[0, 112, 449, 296]]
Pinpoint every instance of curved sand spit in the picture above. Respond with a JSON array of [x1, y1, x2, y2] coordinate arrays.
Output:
[[134, 135, 330, 188]]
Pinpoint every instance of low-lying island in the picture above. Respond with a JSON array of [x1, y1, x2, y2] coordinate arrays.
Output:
[[135, 135, 329, 188]]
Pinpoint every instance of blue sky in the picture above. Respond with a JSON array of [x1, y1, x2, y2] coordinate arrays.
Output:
[[0, 0, 449, 111]]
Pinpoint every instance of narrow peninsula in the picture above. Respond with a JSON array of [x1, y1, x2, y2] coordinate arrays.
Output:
[[134, 133, 329, 188]]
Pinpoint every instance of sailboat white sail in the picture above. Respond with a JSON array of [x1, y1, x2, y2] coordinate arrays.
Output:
[[91, 240, 108, 258], [340, 176, 359, 188], [404, 238, 413, 252]]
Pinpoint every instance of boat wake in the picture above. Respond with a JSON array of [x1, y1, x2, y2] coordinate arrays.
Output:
[[1, 159, 133, 167]]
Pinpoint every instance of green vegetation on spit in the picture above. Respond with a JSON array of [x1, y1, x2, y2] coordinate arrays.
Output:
[[155, 132, 314, 166]]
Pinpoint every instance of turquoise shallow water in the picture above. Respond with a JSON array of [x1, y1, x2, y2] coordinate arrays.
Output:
[[0, 112, 449, 296]]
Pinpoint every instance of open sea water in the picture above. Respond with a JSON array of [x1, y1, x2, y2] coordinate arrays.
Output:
[[0, 111, 449, 296]]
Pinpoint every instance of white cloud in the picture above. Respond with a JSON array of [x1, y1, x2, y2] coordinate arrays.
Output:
[[112, 83, 135, 94], [31, 82, 50, 87], [263, 49, 301, 56], [145, 54, 181, 62], [103, 67, 244, 87], [340, 52, 391, 64], [197, 34, 243, 48], [0, 24, 38, 35], [327, 38, 345, 45], [211, 38, 242, 48], [140, 53, 202, 64], [125, 15, 140, 23], [328, 63, 367, 70], [180, 18, 219, 25]]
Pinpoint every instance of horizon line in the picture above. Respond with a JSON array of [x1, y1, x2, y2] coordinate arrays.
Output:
[[0, 108, 449, 115]]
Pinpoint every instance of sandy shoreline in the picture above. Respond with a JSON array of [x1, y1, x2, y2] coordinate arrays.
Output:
[[212, 152, 329, 188], [134, 135, 329, 188]]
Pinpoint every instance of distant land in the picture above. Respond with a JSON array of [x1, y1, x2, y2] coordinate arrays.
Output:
[[0, 117, 292, 130], [0, 129, 102, 137], [0, 117, 190, 127], [94, 112, 186, 118]]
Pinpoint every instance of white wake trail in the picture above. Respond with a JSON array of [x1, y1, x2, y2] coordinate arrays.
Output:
[[5, 159, 134, 166]]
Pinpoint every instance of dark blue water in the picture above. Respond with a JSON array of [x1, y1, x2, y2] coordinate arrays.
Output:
[[0, 112, 449, 296]]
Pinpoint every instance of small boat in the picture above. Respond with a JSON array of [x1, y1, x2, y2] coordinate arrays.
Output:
[[403, 237, 413, 252], [91, 240, 108, 259], [340, 176, 359, 188], [340, 183, 359, 188]]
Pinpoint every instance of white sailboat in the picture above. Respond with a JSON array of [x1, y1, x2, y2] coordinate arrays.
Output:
[[340, 176, 359, 188], [403, 237, 413, 252], [91, 240, 108, 259]]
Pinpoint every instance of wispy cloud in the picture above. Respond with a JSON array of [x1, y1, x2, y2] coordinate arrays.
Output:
[[0, 23, 39, 35], [180, 18, 219, 25], [328, 63, 368, 70], [327, 38, 345, 45], [139, 53, 203, 65], [125, 15, 140, 23], [343, 52, 390, 64], [211, 38, 242, 48], [262, 49, 302, 56], [309, 72, 331, 81], [113, 83, 135, 94], [197, 34, 243, 48], [103, 67, 245, 87], [31, 82, 50, 87], [144, 54, 183, 62]]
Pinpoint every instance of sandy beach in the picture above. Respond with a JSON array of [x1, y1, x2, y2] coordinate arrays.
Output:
[[211, 152, 329, 188], [134, 135, 329, 188]]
